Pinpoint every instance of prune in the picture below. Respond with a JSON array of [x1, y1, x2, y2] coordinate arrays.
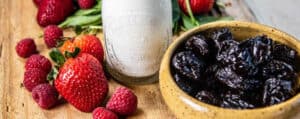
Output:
[[262, 60, 297, 80], [211, 28, 233, 43], [185, 34, 210, 58], [215, 66, 262, 91], [240, 35, 273, 65], [195, 90, 220, 105], [220, 91, 255, 109], [273, 44, 297, 64], [174, 73, 198, 95], [262, 78, 297, 106], [216, 44, 257, 76], [172, 51, 206, 81]]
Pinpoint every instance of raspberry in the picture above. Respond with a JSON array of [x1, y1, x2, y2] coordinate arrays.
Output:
[[44, 25, 63, 48], [23, 68, 48, 92], [106, 87, 138, 116], [33, 0, 43, 7], [25, 54, 52, 73], [78, 0, 95, 9], [92, 107, 118, 119], [15, 38, 38, 58], [32, 83, 59, 109]]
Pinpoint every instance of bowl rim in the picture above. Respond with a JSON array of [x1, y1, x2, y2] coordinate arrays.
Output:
[[159, 21, 300, 112]]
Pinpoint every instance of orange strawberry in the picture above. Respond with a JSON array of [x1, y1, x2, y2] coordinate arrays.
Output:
[[59, 35, 104, 62]]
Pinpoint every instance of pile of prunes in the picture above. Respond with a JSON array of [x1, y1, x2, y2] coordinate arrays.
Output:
[[171, 28, 299, 109]]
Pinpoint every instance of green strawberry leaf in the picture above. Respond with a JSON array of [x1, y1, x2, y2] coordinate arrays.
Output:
[[65, 47, 81, 59], [47, 67, 59, 83], [49, 48, 65, 66], [172, 0, 181, 34], [182, 14, 197, 30]]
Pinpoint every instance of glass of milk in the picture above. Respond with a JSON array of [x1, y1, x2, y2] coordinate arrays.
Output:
[[102, 0, 172, 85]]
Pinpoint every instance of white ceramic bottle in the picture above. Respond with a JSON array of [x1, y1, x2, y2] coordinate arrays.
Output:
[[102, 0, 172, 84]]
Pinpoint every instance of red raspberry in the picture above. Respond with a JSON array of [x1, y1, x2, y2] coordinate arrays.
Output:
[[25, 54, 52, 73], [32, 83, 59, 109], [33, 0, 43, 7], [15, 38, 38, 58], [78, 0, 95, 9], [44, 25, 63, 48], [106, 87, 138, 116], [92, 107, 118, 119], [23, 68, 48, 92]]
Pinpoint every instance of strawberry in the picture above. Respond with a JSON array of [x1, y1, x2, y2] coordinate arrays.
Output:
[[59, 35, 104, 62], [78, 0, 96, 9], [92, 107, 118, 119], [106, 87, 138, 116], [55, 53, 108, 112], [178, 0, 214, 15], [37, 0, 75, 27]]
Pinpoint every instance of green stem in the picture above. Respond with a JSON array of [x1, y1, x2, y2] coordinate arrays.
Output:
[[185, 0, 199, 26]]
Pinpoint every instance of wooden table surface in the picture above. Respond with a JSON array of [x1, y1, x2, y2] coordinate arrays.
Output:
[[0, 0, 298, 119]]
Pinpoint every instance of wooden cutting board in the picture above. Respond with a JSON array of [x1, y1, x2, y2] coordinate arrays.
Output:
[[0, 0, 259, 119]]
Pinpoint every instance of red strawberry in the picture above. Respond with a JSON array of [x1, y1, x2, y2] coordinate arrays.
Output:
[[25, 54, 52, 73], [106, 87, 138, 116], [32, 83, 59, 109], [37, 0, 75, 27], [33, 0, 43, 7], [78, 0, 95, 9], [23, 68, 48, 92], [55, 53, 108, 112], [59, 35, 104, 62], [15, 38, 38, 58], [178, 0, 214, 15], [44, 25, 63, 48], [92, 107, 118, 119]]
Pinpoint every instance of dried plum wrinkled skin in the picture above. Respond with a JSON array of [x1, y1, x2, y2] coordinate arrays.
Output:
[[171, 28, 299, 109], [215, 66, 261, 91], [262, 78, 297, 105], [185, 35, 210, 58], [273, 44, 297, 64], [262, 60, 297, 80], [220, 91, 255, 109], [195, 91, 220, 105], [172, 51, 206, 81], [240, 35, 273, 65], [173, 73, 198, 95]]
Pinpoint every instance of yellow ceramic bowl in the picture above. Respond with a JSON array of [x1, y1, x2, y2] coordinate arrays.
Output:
[[159, 21, 300, 119]]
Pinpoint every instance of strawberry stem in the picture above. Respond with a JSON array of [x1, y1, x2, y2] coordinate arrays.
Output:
[[184, 0, 200, 26]]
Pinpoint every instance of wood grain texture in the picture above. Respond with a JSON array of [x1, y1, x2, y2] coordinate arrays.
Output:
[[0, 0, 257, 119]]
